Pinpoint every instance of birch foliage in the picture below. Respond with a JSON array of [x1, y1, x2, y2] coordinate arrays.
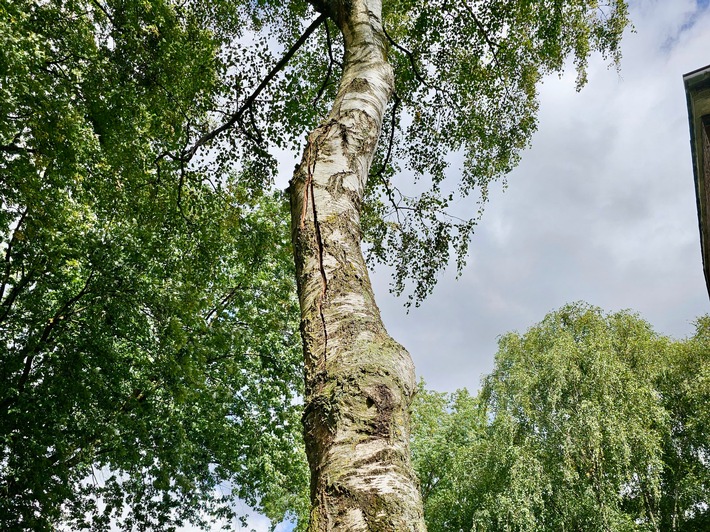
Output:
[[412, 304, 710, 531]]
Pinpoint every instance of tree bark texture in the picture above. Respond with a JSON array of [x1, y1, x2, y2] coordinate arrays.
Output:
[[289, 0, 426, 529]]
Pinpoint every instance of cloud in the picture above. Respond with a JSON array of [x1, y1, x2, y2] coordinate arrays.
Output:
[[372, 0, 710, 393]]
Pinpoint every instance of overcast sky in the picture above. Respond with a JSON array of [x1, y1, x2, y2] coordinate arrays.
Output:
[[366, 0, 710, 395]]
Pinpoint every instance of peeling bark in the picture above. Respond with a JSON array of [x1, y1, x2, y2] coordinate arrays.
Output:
[[289, 0, 426, 529]]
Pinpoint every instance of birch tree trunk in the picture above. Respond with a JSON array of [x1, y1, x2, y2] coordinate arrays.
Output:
[[289, 0, 426, 529]]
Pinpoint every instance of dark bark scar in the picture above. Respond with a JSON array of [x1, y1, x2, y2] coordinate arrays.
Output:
[[311, 171, 329, 362], [302, 125, 332, 364]]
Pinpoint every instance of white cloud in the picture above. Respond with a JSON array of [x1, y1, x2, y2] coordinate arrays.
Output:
[[373, 0, 710, 393]]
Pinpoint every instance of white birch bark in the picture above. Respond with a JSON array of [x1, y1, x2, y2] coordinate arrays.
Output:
[[289, 0, 426, 529]]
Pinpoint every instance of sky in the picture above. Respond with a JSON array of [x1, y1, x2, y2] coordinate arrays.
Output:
[[191, 1, 710, 530], [371, 0, 710, 394]]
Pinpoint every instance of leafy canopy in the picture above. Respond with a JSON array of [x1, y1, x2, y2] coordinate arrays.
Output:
[[2, 0, 631, 528], [411, 304, 710, 531], [1, 0, 308, 528], [366, 0, 630, 302], [54, 0, 630, 304]]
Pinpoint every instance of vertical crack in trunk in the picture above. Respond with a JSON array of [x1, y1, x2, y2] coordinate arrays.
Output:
[[310, 145, 330, 360], [300, 131, 332, 365], [290, 0, 427, 529]]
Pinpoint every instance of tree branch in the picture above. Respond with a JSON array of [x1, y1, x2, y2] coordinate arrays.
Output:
[[382, 24, 429, 88], [204, 283, 245, 324], [313, 20, 337, 108], [1, 269, 96, 412], [0, 132, 34, 155], [0, 268, 37, 325], [382, 21, 463, 114], [179, 13, 328, 162], [0, 207, 29, 302], [374, 94, 403, 224], [89, 0, 116, 26], [460, 4, 514, 102]]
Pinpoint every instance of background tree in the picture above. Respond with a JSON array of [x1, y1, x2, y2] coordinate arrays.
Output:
[[411, 387, 486, 532], [411, 304, 710, 531], [655, 316, 710, 531], [2, 0, 632, 529]]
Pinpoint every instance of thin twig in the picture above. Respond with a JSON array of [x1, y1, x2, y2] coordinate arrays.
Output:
[[382, 24, 429, 87]]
